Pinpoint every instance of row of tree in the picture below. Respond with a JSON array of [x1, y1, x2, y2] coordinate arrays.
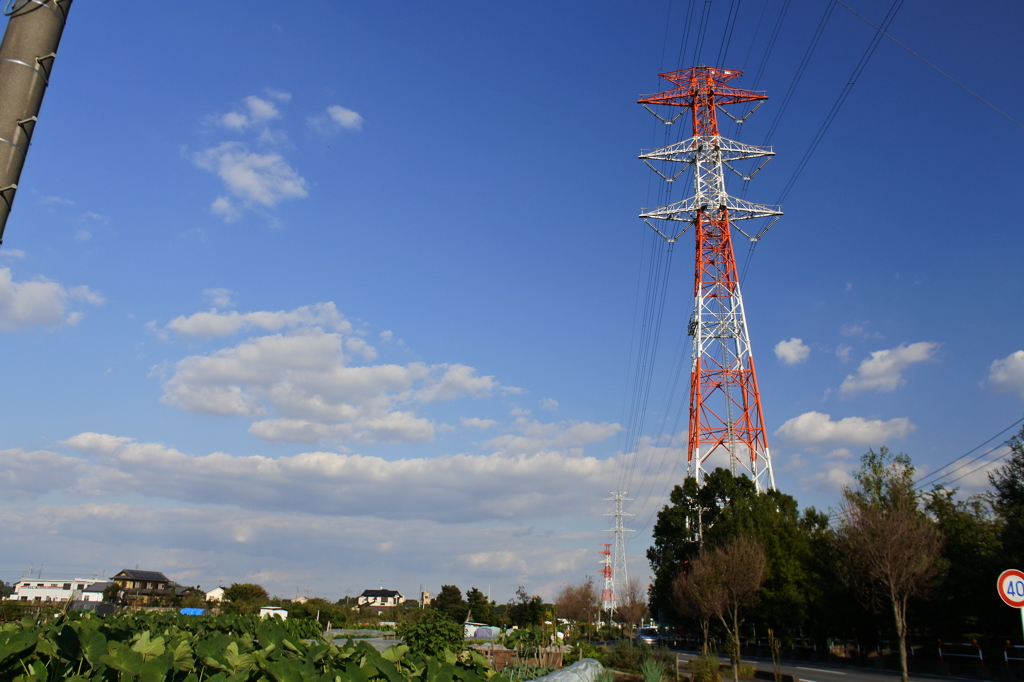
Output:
[[647, 426, 1024, 682]]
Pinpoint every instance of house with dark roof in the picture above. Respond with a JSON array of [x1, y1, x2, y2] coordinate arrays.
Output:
[[110, 569, 173, 605], [357, 589, 405, 607]]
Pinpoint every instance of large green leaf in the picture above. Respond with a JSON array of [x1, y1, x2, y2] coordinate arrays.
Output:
[[169, 638, 195, 672], [77, 627, 107, 669], [52, 624, 82, 662], [379, 645, 408, 663], [0, 630, 38, 667], [100, 641, 144, 676], [132, 631, 167, 661], [139, 651, 173, 682], [262, 658, 304, 682], [222, 642, 255, 674]]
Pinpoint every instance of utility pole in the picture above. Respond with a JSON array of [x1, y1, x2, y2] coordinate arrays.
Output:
[[0, 0, 72, 244], [638, 66, 780, 492]]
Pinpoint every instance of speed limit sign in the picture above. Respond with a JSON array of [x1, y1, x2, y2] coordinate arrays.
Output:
[[998, 569, 1024, 608]]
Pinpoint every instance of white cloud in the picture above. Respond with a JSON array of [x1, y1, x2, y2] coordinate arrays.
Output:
[[203, 288, 236, 309], [0, 268, 103, 331], [775, 411, 915, 446], [308, 105, 364, 134], [74, 229, 92, 242], [539, 398, 559, 411], [840, 323, 881, 339], [988, 351, 1024, 398], [483, 418, 620, 456], [327, 106, 363, 130], [55, 432, 622, 523], [835, 344, 852, 362], [156, 304, 509, 445], [0, 448, 87, 499], [194, 142, 308, 218], [265, 89, 292, 103], [0, 500, 603, 602], [0, 248, 26, 259], [162, 302, 349, 338], [774, 338, 810, 365], [219, 95, 281, 130], [840, 341, 937, 394], [461, 417, 498, 430]]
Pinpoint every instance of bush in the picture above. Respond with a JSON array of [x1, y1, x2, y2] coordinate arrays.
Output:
[[687, 655, 722, 682], [396, 608, 464, 657]]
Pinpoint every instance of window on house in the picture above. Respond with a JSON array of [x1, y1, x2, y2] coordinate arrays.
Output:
[[63, 583, 71, 590]]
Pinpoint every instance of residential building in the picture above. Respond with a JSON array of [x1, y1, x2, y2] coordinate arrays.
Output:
[[6, 578, 108, 603], [205, 586, 225, 602], [110, 569, 173, 605], [357, 589, 405, 607]]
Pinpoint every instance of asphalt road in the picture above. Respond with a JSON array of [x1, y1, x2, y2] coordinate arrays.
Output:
[[673, 651, 985, 682]]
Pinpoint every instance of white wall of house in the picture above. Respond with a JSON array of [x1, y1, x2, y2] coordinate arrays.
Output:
[[7, 579, 105, 602]]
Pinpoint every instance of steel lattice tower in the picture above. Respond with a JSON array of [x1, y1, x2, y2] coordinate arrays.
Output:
[[638, 66, 781, 492], [604, 491, 633, 616], [598, 543, 613, 611]]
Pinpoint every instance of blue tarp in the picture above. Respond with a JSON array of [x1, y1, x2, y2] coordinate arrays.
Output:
[[180, 608, 208, 616]]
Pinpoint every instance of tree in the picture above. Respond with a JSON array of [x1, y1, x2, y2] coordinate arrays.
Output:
[[835, 448, 943, 682], [690, 537, 767, 682], [223, 582, 269, 614], [648, 468, 816, 635], [555, 577, 599, 624], [923, 486, 1003, 637], [673, 568, 716, 654], [647, 470, 758, 622], [432, 585, 468, 623], [102, 583, 121, 604], [990, 425, 1024, 566], [465, 587, 493, 624], [507, 586, 545, 627], [616, 576, 648, 631]]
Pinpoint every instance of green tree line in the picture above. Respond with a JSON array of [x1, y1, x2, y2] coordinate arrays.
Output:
[[648, 426, 1024, 660]]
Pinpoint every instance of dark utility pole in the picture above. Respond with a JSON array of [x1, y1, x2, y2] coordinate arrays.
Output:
[[0, 0, 72, 245]]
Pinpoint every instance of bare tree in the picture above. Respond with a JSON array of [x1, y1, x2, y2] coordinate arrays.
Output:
[[672, 565, 717, 655], [555, 576, 599, 624], [616, 576, 649, 632], [835, 449, 943, 682], [675, 537, 766, 680]]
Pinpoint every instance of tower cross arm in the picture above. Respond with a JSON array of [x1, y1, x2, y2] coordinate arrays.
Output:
[[640, 195, 782, 222], [640, 136, 775, 164]]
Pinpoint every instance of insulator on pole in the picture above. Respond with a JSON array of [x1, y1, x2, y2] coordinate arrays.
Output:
[[637, 66, 780, 493], [0, 0, 73, 245]]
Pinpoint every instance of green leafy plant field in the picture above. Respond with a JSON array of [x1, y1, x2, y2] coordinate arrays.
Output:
[[0, 612, 507, 682]]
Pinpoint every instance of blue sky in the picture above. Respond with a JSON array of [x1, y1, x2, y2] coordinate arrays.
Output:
[[2, 0, 1023, 604]]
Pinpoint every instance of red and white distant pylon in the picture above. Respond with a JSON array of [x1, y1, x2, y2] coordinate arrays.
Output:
[[638, 66, 781, 492]]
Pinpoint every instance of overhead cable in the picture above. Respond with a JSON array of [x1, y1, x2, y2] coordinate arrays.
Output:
[[837, 0, 1024, 131]]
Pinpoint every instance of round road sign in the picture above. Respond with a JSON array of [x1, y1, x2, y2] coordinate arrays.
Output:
[[998, 569, 1024, 608]]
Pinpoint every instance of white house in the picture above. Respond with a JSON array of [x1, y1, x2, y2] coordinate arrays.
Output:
[[357, 589, 405, 607], [6, 578, 108, 603], [205, 587, 225, 602]]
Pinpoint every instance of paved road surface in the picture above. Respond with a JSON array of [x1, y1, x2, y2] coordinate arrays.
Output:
[[673, 651, 984, 682]]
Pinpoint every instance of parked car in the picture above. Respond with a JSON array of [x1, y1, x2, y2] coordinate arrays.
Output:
[[635, 627, 659, 646]]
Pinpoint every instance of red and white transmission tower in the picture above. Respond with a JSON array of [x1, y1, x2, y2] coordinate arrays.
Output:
[[599, 543, 613, 611], [638, 66, 781, 492]]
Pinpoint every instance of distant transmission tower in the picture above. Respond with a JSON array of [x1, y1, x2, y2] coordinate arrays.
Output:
[[638, 66, 781, 492], [604, 491, 633, 617], [599, 543, 613, 611]]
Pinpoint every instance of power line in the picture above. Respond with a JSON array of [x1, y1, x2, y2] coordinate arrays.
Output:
[[837, 0, 1024, 131], [913, 414, 1024, 489], [761, 0, 838, 146], [775, 0, 905, 205]]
